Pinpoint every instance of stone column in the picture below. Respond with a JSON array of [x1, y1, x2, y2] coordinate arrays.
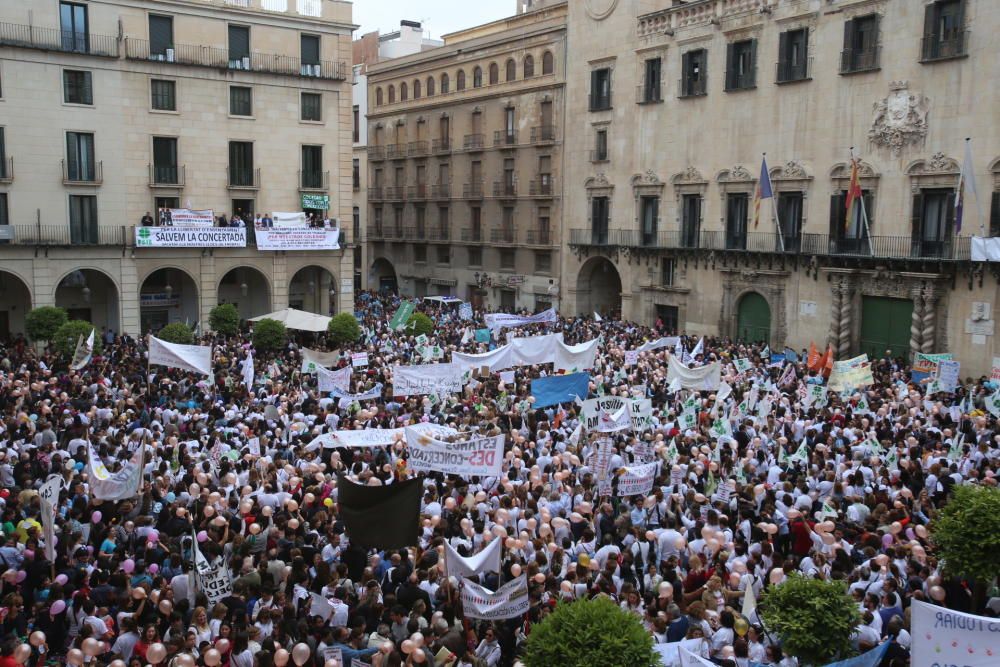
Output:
[[921, 285, 938, 353], [909, 284, 924, 357], [837, 278, 853, 359]]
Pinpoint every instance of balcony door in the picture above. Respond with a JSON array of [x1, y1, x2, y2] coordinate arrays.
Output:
[[591, 196, 609, 245], [60, 2, 89, 53], [725, 193, 747, 249], [913, 189, 954, 258], [682, 194, 701, 248], [640, 196, 658, 247]]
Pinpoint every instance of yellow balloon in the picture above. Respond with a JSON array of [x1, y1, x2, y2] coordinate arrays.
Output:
[[734, 616, 750, 637], [323, 497, 334, 508]]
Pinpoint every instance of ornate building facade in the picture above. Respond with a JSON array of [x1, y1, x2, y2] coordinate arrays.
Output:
[[561, 0, 999, 375]]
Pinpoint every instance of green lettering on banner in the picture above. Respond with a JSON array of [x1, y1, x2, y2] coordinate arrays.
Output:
[[301, 193, 330, 209]]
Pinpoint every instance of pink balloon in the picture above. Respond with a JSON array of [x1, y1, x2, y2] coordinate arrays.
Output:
[[197, 531, 208, 543], [50, 599, 66, 615], [123, 558, 135, 574], [148, 563, 159, 574], [55, 574, 68, 586], [91, 511, 102, 523], [147, 530, 159, 544], [15, 571, 26, 583]]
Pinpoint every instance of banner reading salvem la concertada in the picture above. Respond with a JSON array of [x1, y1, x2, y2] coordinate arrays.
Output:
[[135, 227, 246, 248]]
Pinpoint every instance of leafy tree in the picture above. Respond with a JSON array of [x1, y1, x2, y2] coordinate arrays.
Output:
[[328, 312, 361, 346], [25, 306, 68, 342], [52, 320, 101, 357], [932, 484, 1000, 612], [209, 303, 240, 336], [523, 596, 658, 667], [252, 318, 287, 351], [759, 574, 860, 666], [156, 322, 195, 345], [406, 312, 434, 338]]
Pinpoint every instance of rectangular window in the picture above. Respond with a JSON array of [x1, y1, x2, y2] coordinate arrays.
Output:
[[152, 137, 178, 184], [414, 244, 427, 263], [468, 246, 482, 267], [500, 248, 516, 270], [228, 25, 250, 67], [437, 245, 449, 264], [725, 40, 757, 91], [301, 92, 322, 122], [681, 49, 707, 97], [504, 107, 516, 144], [589, 68, 612, 110], [640, 196, 659, 246], [991, 191, 1000, 237], [591, 196, 609, 244], [352, 105, 360, 142], [657, 304, 679, 333], [438, 206, 449, 239], [228, 141, 254, 186], [912, 189, 954, 258], [415, 206, 426, 236], [149, 15, 174, 57], [829, 190, 874, 254], [352, 158, 360, 190], [65, 132, 96, 181], [63, 70, 93, 105], [661, 258, 675, 286], [642, 57, 662, 103], [535, 251, 552, 273], [300, 34, 320, 65], [150, 79, 176, 111], [725, 193, 748, 250], [69, 194, 98, 244], [0, 128, 6, 180], [0, 193, 7, 226], [922, 0, 967, 61], [777, 192, 804, 252], [471, 206, 482, 242], [301, 145, 323, 189], [230, 86, 252, 116], [682, 194, 702, 248], [842, 14, 880, 73], [593, 129, 608, 161], [60, 2, 89, 53], [777, 29, 810, 82], [537, 206, 551, 245]]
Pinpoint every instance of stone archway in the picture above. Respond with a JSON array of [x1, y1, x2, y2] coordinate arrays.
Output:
[[370, 257, 398, 294], [0, 271, 33, 340], [576, 256, 622, 318], [54, 268, 120, 334], [139, 267, 200, 334], [720, 268, 788, 348], [288, 265, 337, 316], [736, 292, 771, 344], [218, 267, 271, 320]]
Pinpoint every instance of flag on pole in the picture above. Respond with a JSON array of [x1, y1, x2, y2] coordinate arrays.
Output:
[[741, 580, 757, 619], [753, 155, 773, 229], [242, 351, 254, 391], [71, 328, 96, 370], [594, 311, 603, 322], [845, 157, 863, 233], [806, 342, 821, 371], [955, 140, 980, 234], [691, 337, 704, 358]]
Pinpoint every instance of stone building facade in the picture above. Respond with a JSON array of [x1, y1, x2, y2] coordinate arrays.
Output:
[[0, 0, 355, 337], [560, 0, 999, 375], [364, 2, 567, 312]]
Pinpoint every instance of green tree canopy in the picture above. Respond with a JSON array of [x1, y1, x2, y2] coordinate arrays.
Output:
[[759, 574, 861, 666], [931, 484, 1000, 610], [209, 303, 240, 336], [252, 318, 287, 351], [523, 596, 658, 667], [406, 312, 434, 338], [52, 320, 101, 357], [156, 322, 195, 345], [25, 306, 68, 342], [327, 312, 361, 346]]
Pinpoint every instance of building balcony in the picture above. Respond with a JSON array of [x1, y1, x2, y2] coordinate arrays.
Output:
[[840, 47, 880, 74], [227, 167, 260, 189], [407, 141, 429, 157], [299, 170, 329, 191], [367, 145, 385, 160], [529, 177, 555, 197], [407, 184, 429, 201], [636, 84, 663, 104], [148, 164, 185, 187], [0, 157, 13, 184], [524, 228, 553, 246], [431, 184, 452, 199], [368, 186, 384, 201], [462, 182, 484, 199], [566, 228, 973, 261], [493, 181, 517, 198], [678, 77, 707, 98], [920, 30, 969, 62], [494, 130, 518, 147], [386, 144, 407, 160], [461, 227, 485, 243], [428, 226, 451, 242], [463, 134, 485, 151], [0, 22, 119, 57], [5, 224, 127, 246], [123, 38, 347, 79], [368, 224, 386, 241], [62, 160, 103, 186], [384, 186, 405, 201], [530, 125, 556, 144], [432, 138, 452, 154], [490, 227, 518, 245], [775, 57, 813, 84]]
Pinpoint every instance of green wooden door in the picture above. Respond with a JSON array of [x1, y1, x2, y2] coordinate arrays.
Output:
[[860, 296, 913, 360], [736, 292, 771, 344]]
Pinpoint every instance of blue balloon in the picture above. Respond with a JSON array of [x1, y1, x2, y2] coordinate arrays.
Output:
[[166, 492, 176, 503], [74, 462, 84, 471]]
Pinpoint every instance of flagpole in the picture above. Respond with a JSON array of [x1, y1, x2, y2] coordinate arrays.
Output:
[[763, 154, 785, 253], [850, 147, 876, 256]]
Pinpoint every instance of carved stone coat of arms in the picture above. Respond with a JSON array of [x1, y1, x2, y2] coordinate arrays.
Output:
[[869, 81, 929, 156]]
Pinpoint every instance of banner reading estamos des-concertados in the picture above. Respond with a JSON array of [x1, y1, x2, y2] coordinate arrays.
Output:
[[135, 227, 246, 248]]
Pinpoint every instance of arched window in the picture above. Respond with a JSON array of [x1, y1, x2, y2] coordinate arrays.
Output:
[[505, 58, 516, 82], [473, 67, 482, 88], [441, 72, 450, 93], [542, 51, 554, 74], [456, 70, 465, 90], [489, 62, 499, 85], [413, 79, 421, 99], [400, 82, 408, 101], [523, 55, 535, 78], [375, 87, 384, 106], [426, 76, 435, 96], [387, 85, 395, 103]]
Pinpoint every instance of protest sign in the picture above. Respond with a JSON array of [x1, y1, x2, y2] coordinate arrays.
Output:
[[617, 462, 657, 497], [163, 208, 214, 227], [404, 429, 504, 477], [629, 399, 653, 432], [827, 354, 874, 392], [937, 359, 960, 391], [531, 372, 590, 408], [666, 357, 721, 390], [460, 575, 529, 620], [624, 350, 639, 366], [911, 600, 1000, 667], [196, 560, 233, 606], [389, 301, 416, 331], [912, 352, 953, 382], [484, 308, 558, 333], [149, 337, 213, 376], [444, 538, 502, 578], [581, 396, 629, 431], [459, 302, 473, 320], [301, 347, 340, 373], [255, 228, 340, 250], [306, 424, 456, 451], [317, 365, 351, 393], [498, 370, 516, 385], [393, 363, 464, 397], [135, 226, 246, 248], [351, 352, 369, 367]]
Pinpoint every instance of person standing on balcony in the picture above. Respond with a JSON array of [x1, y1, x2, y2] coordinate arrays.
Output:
[[140, 212, 154, 227]]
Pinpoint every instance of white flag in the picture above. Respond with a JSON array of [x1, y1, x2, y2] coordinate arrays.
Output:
[[148, 336, 213, 376], [444, 538, 502, 578], [89, 443, 144, 501], [39, 475, 62, 562], [691, 337, 704, 358], [71, 328, 96, 370], [242, 351, 254, 391], [741, 579, 757, 618], [594, 311, 603, 322]]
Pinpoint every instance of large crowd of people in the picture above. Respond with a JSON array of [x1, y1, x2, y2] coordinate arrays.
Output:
[[0, 291, 996, 667]]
